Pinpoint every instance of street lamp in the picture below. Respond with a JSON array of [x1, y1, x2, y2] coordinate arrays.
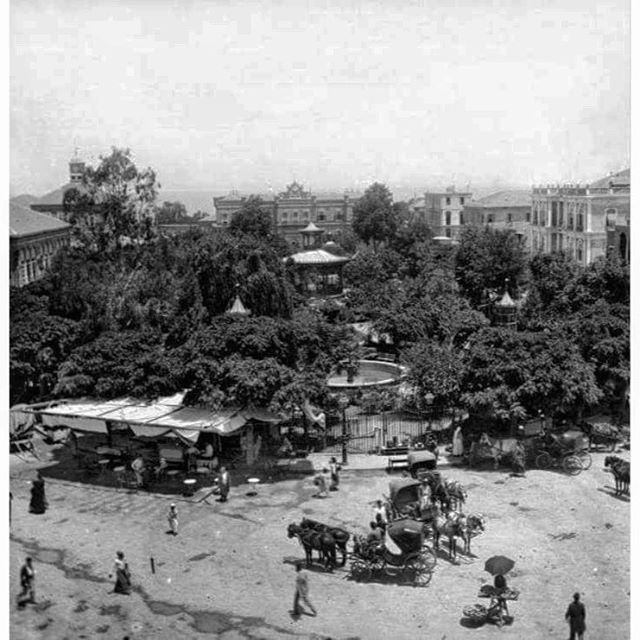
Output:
[[338, 394, 350, 466]]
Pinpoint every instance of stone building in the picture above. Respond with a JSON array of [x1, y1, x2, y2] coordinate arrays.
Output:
[[10, 202, 71, 287], [213, 182, 355, 247], [408, 186, 472, 239], [463, 190, 531, 235], [528, 169, 630, 266]]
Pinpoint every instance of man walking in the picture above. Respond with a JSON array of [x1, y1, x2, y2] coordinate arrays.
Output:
[[167, 503, 178, 536], [18, 557, 36, 604], [565, 592, 586, 640], [292, 561, 317, 617], [218, 466, 230, 502]]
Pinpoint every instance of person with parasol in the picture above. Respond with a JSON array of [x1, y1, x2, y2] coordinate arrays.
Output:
[[484, 555, 516, 624]]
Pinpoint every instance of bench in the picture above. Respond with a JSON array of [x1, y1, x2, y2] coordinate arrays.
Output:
[[387, 455, 408, 470]]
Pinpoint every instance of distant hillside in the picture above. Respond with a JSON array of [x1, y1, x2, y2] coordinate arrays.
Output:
[[10, 194, 39, 207]]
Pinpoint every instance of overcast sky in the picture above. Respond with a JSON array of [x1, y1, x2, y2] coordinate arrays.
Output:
[[10, 0, 630, 197]]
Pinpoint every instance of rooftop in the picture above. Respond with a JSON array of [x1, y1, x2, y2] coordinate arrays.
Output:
[[286, 249, 350, 265], [10, 202, 71, 238], [465, 190, 532, 209]]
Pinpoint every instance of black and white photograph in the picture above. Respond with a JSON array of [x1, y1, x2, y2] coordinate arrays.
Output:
[[8, 0, 632, 638]]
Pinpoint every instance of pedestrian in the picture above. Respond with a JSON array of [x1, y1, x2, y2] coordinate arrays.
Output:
[[109, 551, 131, 595], [565, 592, 586, 640], [29, 472, 47, 514], [18, 557, 36, 604], [366, 521, 383, 546], [314, 472, 328, 498], [131, 456, 145, 488], [218, 466, 230, 502], [292, 561, 316, 617], [452, 425, 464, 456], [328, 457, 341, 491], [373, 499, 388, 525], [167, 503, 178, 536]]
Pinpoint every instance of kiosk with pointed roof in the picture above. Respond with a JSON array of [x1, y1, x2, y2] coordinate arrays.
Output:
[[226, 284, 251, 317], [493, 279, 517, 330]]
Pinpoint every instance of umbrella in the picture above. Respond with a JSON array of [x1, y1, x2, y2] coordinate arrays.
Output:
[[484, 555, 515, 576]]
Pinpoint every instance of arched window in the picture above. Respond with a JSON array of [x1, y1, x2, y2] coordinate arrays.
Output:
[[605, 208, 617, 229]]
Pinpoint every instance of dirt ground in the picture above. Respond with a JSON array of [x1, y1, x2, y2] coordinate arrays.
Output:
[[9, 444, 630, 640]]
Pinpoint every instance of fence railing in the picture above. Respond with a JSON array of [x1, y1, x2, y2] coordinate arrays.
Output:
[[326, 411, 455, 453]]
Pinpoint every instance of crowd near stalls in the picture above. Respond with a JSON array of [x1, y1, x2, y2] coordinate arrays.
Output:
[[11, 394, 313, 492]]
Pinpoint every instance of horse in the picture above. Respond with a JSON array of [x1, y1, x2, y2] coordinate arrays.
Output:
[[287, 523, 337, 570], [300, 518, 350, 567], [421, 471, 451, 512], [431, 506, 465, 561], [605, 456, 630, 496], [444, 480, 467, 511], [449, 512, 486, 554]]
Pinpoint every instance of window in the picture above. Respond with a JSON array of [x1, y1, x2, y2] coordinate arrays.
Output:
[[487, 214, 494, 224], [460, 197, 465, 205], [568, 213, 574, 229], [292, 211, 299, 221], [576, 213, 584, 232], [507, 213, 513, 223], [445, 211, 451, 226], [318, 213, 326, 221], [551, 202, 558, 227], [446, 197, 451, 205], [459, 213, 464, 225], [526, 210, 531, 223], [281, 212, 288, 222], [576, 240, 583, 262], [605, 208, 617, 229], [445, 227, 451, 238]]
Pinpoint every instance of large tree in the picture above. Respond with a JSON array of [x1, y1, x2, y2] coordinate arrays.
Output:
[[352, 182, 397, 250], [228, 196, 274, 238], [66, 147, 159, 253], [460, 328, 602, 425], [454, 227, 527, 307]]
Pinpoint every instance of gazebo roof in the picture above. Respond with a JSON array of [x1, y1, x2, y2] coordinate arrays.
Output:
[[226, 295, 251, 316], [286, 249, 350, 265], [300, 221, 323, 234], [495, 290, 516, 308]]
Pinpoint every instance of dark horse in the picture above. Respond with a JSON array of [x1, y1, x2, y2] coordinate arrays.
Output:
[[604, 456, 630, 496], [422, 471, 451, 511], [287, 523, 337, 570], [300, 518, 350, 567]]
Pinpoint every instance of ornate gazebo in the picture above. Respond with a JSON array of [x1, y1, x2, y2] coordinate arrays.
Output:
[[285, 249, 350, 296]]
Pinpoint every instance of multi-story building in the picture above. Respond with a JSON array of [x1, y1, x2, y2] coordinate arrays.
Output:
[[214, 181, 355, 247], [528, 169, 630, 265], [408, 186, 472, 239], [10, 202, 71, 287], [463, 190, 531, 235]]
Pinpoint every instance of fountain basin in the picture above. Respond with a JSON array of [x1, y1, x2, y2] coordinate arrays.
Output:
[[326, 359, 405, 390]]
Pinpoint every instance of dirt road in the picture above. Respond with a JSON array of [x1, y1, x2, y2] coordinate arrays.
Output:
[[10, 449, 629, 639]]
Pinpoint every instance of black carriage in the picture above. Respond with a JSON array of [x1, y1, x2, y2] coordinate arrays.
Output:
[[579, 420, 622, 452], [533, 430, 591, 475], [407, 450, 437, 478], [351, 518, 434, 586]]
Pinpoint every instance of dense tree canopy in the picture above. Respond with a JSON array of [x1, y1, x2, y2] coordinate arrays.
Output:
[[455, 227, 527, 307], [352, 183, 397, 249]]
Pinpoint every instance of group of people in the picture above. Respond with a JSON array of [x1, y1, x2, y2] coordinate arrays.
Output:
[[313, 457, 341, 497]]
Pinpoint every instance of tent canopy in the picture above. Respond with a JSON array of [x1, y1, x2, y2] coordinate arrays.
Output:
[[30, 395, 283, 440]]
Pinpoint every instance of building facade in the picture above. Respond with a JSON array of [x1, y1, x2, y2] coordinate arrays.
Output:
[[214, 182, 355, 247], [408, 186, 472, 239], [528, 169, 630, 266], [10, 203, 71, 287], [463, 190, 531, 235]]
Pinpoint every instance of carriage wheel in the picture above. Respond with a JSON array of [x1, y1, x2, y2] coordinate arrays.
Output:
[[579, 451, 593, 470], [535, 452, 552, 469], [608, 439, 618, 453], [405, 557, 432, 587], [420, 546, 437, 570], [350, 558, 371, 581], [562, 455, 583, 476]]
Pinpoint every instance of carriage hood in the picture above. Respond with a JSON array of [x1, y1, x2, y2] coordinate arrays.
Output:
[[389, 478, 423, 510], [387, 518, 424, 553]]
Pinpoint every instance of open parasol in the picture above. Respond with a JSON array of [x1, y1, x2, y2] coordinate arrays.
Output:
[[484, 555, 515, 576]]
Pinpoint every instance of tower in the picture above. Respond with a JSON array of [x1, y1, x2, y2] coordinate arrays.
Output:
[[69, 149, 85, 184]]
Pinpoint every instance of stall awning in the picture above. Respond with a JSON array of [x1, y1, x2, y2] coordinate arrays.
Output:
[[33, 397, 283, 439]]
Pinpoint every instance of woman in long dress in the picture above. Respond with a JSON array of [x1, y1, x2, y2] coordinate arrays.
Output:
[[452, 426, 464, 457], [29, 473, 47, 514], [110, 551, 131, 594]]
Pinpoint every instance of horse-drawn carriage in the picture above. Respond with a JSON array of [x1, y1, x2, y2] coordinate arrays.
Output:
[[351, 518, 434, 586], [533, 430, 591, 474], [579, 420, 624, 452], [287, 519, 350, 571]]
